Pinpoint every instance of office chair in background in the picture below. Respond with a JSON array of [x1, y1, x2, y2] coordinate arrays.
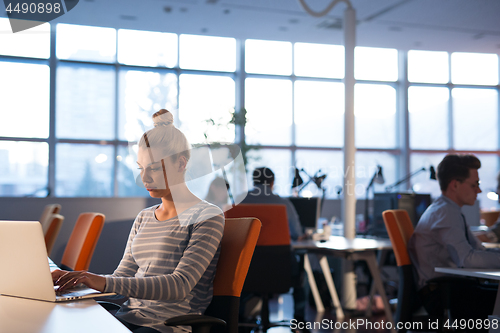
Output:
[[59, 212, 105, 271], [44, 213, 65, 256], [164, 217, 261, 333], [224, 204, 292, 332], [39, 203, 62, 236], [480, 210, 500, 227], [382, 209, 464, 333]]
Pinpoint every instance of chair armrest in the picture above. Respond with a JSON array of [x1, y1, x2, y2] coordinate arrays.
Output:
[[165, 314, 226, 327]]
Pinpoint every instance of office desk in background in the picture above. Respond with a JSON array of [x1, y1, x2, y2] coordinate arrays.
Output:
[[435, 267, 500, 333], [293, 236, 394, 328], [435, 267, 500, 315]]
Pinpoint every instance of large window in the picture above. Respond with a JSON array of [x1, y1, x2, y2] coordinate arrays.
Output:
[[408, 50, 500, 209], [1, 22, 499, 211], [0, 61, 50, 138]]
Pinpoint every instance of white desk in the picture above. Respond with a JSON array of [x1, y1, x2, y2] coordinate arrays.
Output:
[[0, 258, 130, 333], [0, 295, 131, 333], [293, 236, 394, 328]]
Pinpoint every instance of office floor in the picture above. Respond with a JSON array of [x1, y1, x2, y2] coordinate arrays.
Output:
[[266, 292, 393, 333]]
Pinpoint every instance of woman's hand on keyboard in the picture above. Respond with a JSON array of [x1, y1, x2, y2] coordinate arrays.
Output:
[[52, 269, 106, 294]]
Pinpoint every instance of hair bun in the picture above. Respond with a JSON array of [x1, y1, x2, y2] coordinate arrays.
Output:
[[153, 109, 174, 127]]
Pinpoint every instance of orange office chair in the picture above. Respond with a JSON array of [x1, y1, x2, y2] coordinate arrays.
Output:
[[382, 209, 465, 332], [60, 212, 105, 271], [44, 213, 64, 256], [224, 204, 292, 332], [480, 210, 500, 227], [39, 203, 62, 236], [164, 217, 262, 333], [382, 209, 417, 331]]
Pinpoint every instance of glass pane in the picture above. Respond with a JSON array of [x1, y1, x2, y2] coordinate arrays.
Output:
[[475, 154, 499, 211], [410, 153, 446, 199], [0, 62, 49, 138], [451, 52, 499, 85], [356, 152, 397, 199], [245, 78, 292, 146], [408, 50, 449, 83], [118, 29, 177, 68], [55, 143, 114, 197], [294, 42, 344, 78], [56, 63, 116, 140], [355, 84, 396, 148], [0, 141, 48, 197], [56, 24, 116, 62], [452, 88, 498, 150], [118, 69, 178, 142], [245, 39, 292, 75], [409, 86, 449, 149], [294, 81, 344, 147], [245, 149, 292, 197], [0, 18, 50, 58], [179, 74, 235, 144], [180, 34, 236, 72], [295, 150, 343, 199], [355, 47, 398, 81], [117, 145, 149, 197]]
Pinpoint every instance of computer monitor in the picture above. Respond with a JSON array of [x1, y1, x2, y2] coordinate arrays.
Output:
[[288, 197, 321, 230], [371, 192, 432, 237]]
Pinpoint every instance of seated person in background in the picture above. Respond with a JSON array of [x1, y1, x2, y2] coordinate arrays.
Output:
[[204, 176, 230, 210], [241, 167, 305, 241], [408, 154, 500, 322], [240, 166, 307, 325], [52, 109, 224, 333], [476, 171, 500, 242]]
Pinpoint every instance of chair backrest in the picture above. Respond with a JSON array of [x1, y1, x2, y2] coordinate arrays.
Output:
[[480, 210, 500, 227], [39, 204, 62, 236], [224, 204, 291, 294], [205, 217, 261, 333], [60, 212, 105, 271], [382, 209, 414, 266], [382, 209, 418, 327], [44, 213, 64, 256]]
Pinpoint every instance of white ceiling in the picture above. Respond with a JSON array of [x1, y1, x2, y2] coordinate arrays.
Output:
[[3, 0, 500, 54]]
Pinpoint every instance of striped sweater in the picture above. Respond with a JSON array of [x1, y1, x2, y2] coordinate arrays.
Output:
[[104, 201, 224, 333]]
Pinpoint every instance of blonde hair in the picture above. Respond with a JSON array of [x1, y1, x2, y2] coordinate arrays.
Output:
[[138, 109, 191, 163]]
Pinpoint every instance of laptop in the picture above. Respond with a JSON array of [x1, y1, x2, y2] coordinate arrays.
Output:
[[0, 220, 115, 302]]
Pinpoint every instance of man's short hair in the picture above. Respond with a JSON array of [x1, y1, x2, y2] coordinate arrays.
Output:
[[437, 154, 481, 191], [253, 167, 275, 186]]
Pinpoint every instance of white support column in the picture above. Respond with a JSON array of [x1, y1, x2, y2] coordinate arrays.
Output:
[[341, 5, 357, 310]]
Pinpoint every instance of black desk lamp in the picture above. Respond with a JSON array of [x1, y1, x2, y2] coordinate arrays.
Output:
[[292, 167, 327, 195], [364, 165, 385, 230], [291, 167, 327, 211], [385, 165, 436, 192]]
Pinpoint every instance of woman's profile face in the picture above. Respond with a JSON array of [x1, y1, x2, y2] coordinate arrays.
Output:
[[136, 146, 183, 198]]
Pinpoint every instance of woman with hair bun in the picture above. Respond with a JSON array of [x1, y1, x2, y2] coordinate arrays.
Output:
[[52, 109, 225, 333]]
